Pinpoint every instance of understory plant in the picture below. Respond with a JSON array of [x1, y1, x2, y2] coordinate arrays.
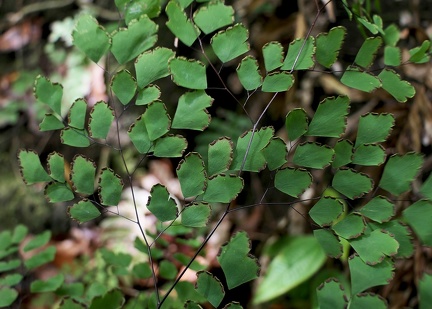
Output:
[[3, 0, 432, 308]]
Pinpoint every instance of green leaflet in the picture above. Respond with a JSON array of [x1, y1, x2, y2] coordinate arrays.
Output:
[[231, 127, 274, 172], [89, 289, 125, 309], [378, 69, 416, 103], [120, 0, 161, 23], [332, 168, 373, 199], [332, 140, 353, 168], [217, 231, 260, 290], [354, 37, 382, 69], [236, 56, 262, 90], [254, 236, 325, 304], [45, 182, 74, 202], [172, 90, 213, 131], [60, 128, 90, 147], [68, 99, 87, 129], [177, 152, 207, 198], [34, 75, 63, 115], [369, 220, 414, 258], [262, 41, 284, 71], [359, 196, 394, 223], [24, 246, 56, 270], [274, 167, 312, 198], [384, 46, 401, 66], [383, 24, 400, 46], [147, 184, 178, 222], [193, 2, 234, 34], [68, 199, 101, 223], [211, 24, 249, 63], [207, 137, 233, 176], [285, 108, 308, 141], [379, 153, 423, 195], [128, 115, 153, 154], [355, 113, 394, 147], [39, 114, 64, 131], [307, 96, 349, 137], [181, 202, 211, 227], [98, 168, 123, 206], [153, 135, 187, 157], [340, 67, 381, 93], [261, 71, 294, 92], [202, 174, 243, 203], [70, 155, 96, 195], [135, 47, 175, 88], [293, 142, 334, 169], [281, 37, 315, 71], [332, 213, 365, 239], [169, 57, 207, 89], [403, 200, 432, 246], [195, 271, 224, 307], [349, 294, 387, 309], [166, 0, 200, 47], [110, 70, 137, 105], [309, 197, 345, 227], [72, 14, 110, 63], [23, 230, 50, 252], [0, 287, 18, 307], [316, 278, 348, 309], [313, 229, 343, 258], [46, 152, 65, 183], [352, 144, 386, 166], [111, 15, 158, 64], [31, 273, 64, 293], [409, 40, 431, 64], [262, 137, 287, 171], [315, 26, 346, 68], [18, 150, 51, 184], [136, 85, 161, 106], [142, 101, 171, 141], [88, 101, 114, 139]]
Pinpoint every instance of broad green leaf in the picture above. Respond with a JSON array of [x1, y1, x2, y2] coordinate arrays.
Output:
[[231, 127, 274, 172], [314, 229, 343, 258], [68, 199, 101, 223], [403, 200, 432, 246], [98, 168, 123, 206], [383, 24, 400, 46], [262, 41, 284, 71], [45, 182, 74, 202], [285, 108, 308, 141], [193, 2, 234, 34], [359, 196, 394, 223], [384, 46, 401, 66], [207, 137, 233, 175], [143, 101, 171, 140], [349, 255, 394, 294], [72, 14, 110, 63], [18, 150, 51, 184], [315, 26, 346, 68], [378, 69, 416, 103], [316, 278, 348, 309], [281, 36, 315, 70], [379, 153, 423, 195], [70, 155, 96, 195], [136, 85, 161, 105], [110, 70, 137, 105], [60, 128, 90, 147], [355, 113, 394, 147], [24, 246, 56, 270], [370, 220, 413, 258], [24, 230, 51, 252], [123, 0, 161, 23], [349, 229, 399, 264], [88, 101, 114, 139], [420, 274, 432, 309], [128, 115, 153, 153], [332, 168, 373, 199], [89, 289, 125, 309], [254, 236, 325, 304], [111, 15, 158, 64], [274, 167, 312, 198], [31, 273, 64, 293], [169, 57, 207, 89], [181, 202, 211, 227], [202, 174, 243, 203], [218, 231, 259, 290], [0, 287, 18, 307], [293, 142, 334, 169], [309, 197, 344, 227], [349, 293, 387, 309], [332, 213, 365, 239], [340, 67, 381, 93], [352, 144, 386, 166], [307, 96, 349, 137], [68, 99, 87, 129], [0, 274, 22, 287], [135, 47, 175, 88], [153, 135, 187, 157], [177, 152, 207, 198], [421, 172, 432, 200], [147, 184, 178, 221], [172, 90, 213, 131], [211, 24, 249, 63], [262, 137, 287, 170], [261, 71, 294, 92], [0, 260, 20, 272], [195, 271, 225, 307], [166, 0, 200, 46], [409, 40, 431, 63], [39, 114, 64, 131], [354, 37, 382, 68], [332, 139, 353, 168], [34, 75, 63, 115], [236, 56, 262, 90]]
